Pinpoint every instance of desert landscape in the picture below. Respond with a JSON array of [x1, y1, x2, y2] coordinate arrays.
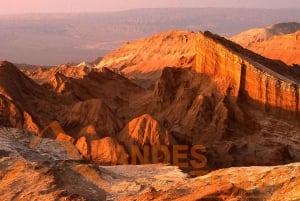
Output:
[[1, 2, 300, 201]]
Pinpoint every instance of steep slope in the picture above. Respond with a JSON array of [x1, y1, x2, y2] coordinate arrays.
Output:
[[118, 114, 170, 148], [64, 99, 122, 139], [231, 22, 300, 65], [197, 31, 300, 116], [231, 22, 300, 46], [0, 61, 144, 143], [97, 30, 196, 80], [0, 94, 38, 132], [123, 66, 300, 169], [0, 61, 64, 130], [60, 67, 144, 112]]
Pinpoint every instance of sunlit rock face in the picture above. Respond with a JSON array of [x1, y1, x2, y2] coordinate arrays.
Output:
[[238, 30, 300, 65], [118, 114, 170, 148], [196, 31, 300, 119], [231, 22, 300, 65], [97, 30, 196, 80]]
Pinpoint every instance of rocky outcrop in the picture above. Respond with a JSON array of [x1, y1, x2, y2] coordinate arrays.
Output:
[[150, 66, 300, 169], [23, 64, 95, 92], [0, 61, 48, 102], [61, 67, 144, 112], [0, 127, 81, 162], [97, 30, 196, 80], [153, 67, 230, 145], [120, 163, 300, 201], [118, 114, 170, 148], [0, 94, 28, 128], [1, 127, 300, 201], [75, 136, 126, 164], [64, 99, 122, 139], [0, 61, 61, 130], [196, 31, 300, 119], [39, 121, 75, 143]]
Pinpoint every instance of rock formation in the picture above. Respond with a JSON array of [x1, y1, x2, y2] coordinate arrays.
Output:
[[196, 31, 300, 118], [0, 61, 62, 130], [2, 27, 300, 200], [23, 64, 95, 93], [0, 94, 38, 132], [75, 135, 126, 164], [231, 22, 300, 65], [119, 163, 300, 201], [2, 126, 299, 201], [118, 114, 170, 148], [64, 99, 122, 139], [97, 30, 196, 80]]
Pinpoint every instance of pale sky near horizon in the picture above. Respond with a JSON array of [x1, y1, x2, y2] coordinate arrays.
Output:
[[0, 0, 299, 14]]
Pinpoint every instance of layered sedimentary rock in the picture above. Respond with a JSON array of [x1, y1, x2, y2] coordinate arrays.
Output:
[[196, 31, 300, 118]]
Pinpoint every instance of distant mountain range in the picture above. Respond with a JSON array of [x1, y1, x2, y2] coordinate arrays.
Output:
[[1, 8, 300, 65]]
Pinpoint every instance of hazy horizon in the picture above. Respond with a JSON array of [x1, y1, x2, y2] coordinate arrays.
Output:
[[1, 0, 299, 14]]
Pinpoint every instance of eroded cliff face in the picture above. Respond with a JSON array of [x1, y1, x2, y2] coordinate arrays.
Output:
[[196, 31, 300, 118]]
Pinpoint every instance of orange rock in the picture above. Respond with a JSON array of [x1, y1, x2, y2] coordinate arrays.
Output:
[[246, 31, 300, 65], [231, 22, 300, 65], [65, 99, 121, 139], [97, 30, 196, 80], [118, 114, 170, 148], [75, 136, 127, 164], [196, 31, 300, 119]]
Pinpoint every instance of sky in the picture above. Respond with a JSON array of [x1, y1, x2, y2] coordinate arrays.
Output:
[[0, 0, 299, 14]]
